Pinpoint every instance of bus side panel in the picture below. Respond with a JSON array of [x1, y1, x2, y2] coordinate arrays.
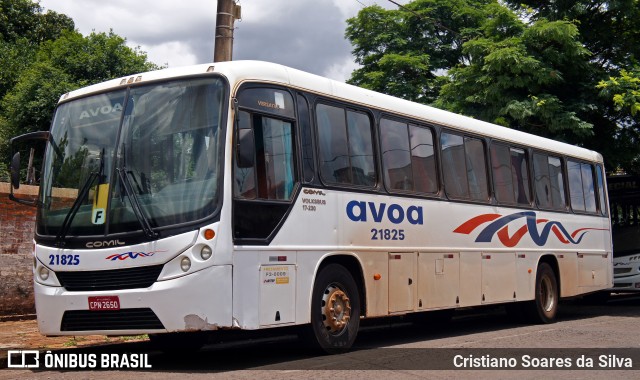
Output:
[[417, 252, 459, 310], [458, 252, 482, 307], [577, 252, 609, 288], [557, 253, 580, 297], [360, 251, 389, 317], [233, 250, 301, 329], [514, 252, 538, 301], [481, 252, 516, 304]]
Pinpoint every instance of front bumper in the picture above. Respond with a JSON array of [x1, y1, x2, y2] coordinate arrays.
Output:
[[35, 265, 232, 335], [612, 262, 640, 291]]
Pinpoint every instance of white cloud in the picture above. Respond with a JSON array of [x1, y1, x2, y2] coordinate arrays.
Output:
[[38, 0, 410, 82], [142, 41, 199, 68], [324, 57, 361, 82]]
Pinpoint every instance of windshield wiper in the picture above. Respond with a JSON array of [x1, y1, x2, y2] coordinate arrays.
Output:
[[117, 166, 157, 239], [55, 172, 98, 247], [55, 148, 107, 246]]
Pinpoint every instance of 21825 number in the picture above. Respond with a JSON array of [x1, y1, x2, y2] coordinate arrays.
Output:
[[371, 229, 405, 241], [48, 254, 80, 266]]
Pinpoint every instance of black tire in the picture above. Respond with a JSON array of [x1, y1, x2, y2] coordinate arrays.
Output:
[[525, 262, 559, 324], [307, 263, 361, 354]]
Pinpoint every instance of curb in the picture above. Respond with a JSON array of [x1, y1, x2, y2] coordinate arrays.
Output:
[[0, 314, 36, 322]]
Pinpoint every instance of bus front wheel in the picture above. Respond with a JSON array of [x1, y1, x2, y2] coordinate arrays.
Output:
[[308, 263, 361, 354]]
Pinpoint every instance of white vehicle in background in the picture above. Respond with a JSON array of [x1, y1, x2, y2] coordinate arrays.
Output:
[[9, 61, 613, 353], [608, 175, 640, 291]]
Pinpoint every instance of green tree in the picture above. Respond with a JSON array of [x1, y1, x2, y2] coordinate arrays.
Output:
[[598, 67, 640, 172], [346, 0, 492, 104], [436, 4, 593, 141], [0, 29, 160, 169], [1, 29, 159, 136], [347, 0, 640, 172], [504, 0, 640, 172], [599, 68, 640, 117], [0, 0, 74, 99]]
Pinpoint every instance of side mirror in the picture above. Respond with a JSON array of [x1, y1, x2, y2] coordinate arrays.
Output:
[[8, 131, 50, 207], [236, 128, 255, 168], [10, 152, 21, 189]]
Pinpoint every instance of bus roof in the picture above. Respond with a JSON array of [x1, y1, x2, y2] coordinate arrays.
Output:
[[59, 60, 602, 163]]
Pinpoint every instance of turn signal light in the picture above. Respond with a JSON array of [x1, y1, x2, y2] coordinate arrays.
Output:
[[204, 229, 215, 240]]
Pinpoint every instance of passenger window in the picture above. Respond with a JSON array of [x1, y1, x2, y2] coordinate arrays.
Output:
[[441, 132, 488, 201], [409, 125, 438, 193], [568, 161, 585, 211], [347, 111, 376, 186], [533, 153, 566, 210], [441, 133, 467, 198], [568, 160, 597, 213], [381, 118, 412, 191], [490, 144, 530, 205], [234, 111, 256, 199], [596, 165, 607, 216], [316, 103, 376, 187], [233, 113, 295, 201], [581, 163, 597, 213], [297, 94, 314, 183], [380, 119, 437, 193]]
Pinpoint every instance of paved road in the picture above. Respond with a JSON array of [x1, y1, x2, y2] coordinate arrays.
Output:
[[2, 294, 640, 379]]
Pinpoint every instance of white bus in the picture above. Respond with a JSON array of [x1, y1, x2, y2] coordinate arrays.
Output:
[[9, 61, 612, 353], [608, 175, 640, 291]]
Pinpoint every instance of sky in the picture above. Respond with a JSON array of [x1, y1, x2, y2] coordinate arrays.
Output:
[[38, 0, 408, 82]]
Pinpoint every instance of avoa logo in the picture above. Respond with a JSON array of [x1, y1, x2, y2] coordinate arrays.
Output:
[[79, 103, 123, 120], [346, 200, 423, 225]]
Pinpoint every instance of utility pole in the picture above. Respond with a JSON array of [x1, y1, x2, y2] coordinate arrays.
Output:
[[214, 0, 241, 62]]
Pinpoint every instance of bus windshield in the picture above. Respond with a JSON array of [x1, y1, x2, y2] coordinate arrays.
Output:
[[609, 175, 640, 258], [37, 77, 226, 239]]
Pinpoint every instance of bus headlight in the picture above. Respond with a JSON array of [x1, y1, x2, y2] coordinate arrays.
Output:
[[180, 257, 191, 272], [200, 246, 212, 261], [38, 266, 50, 281]]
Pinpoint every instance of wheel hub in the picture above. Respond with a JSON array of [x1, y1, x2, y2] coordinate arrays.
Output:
[[321, 285, 352, 334]]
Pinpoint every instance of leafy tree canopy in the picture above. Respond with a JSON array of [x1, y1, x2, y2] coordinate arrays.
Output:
[[0, 0, 160, 178], [346, 0, 640, 173]]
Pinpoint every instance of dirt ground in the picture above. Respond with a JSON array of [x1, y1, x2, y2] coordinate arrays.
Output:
[[0, 317, 148, 351]]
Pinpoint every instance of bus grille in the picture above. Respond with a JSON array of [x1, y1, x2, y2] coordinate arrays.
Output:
[[613, 267, 633, 275], [61, 308, 164, 331], [56, 265, 164, 291]]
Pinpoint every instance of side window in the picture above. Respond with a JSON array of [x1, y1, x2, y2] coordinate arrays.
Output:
[[533, 153, 566, 210], [409, 124, 438, 193], [568, 160, 597, 213], [490, 144, 530, 205], [297, 94, 314, 183], [380, 118, 437, 193], [381, 118, 411, 191], [441, 132, 488, 201], [316, 103, 376, 187], [234, 111, 256, 198], [233, 112, 295, 201], [596, 165, 607, 216]]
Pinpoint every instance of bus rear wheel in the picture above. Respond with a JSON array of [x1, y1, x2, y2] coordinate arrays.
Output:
[[308, 263, 361, 354], [527, 262, 559, 324]]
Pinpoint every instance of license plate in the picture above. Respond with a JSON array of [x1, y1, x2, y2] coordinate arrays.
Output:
[[88, 296, 120, 311]]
